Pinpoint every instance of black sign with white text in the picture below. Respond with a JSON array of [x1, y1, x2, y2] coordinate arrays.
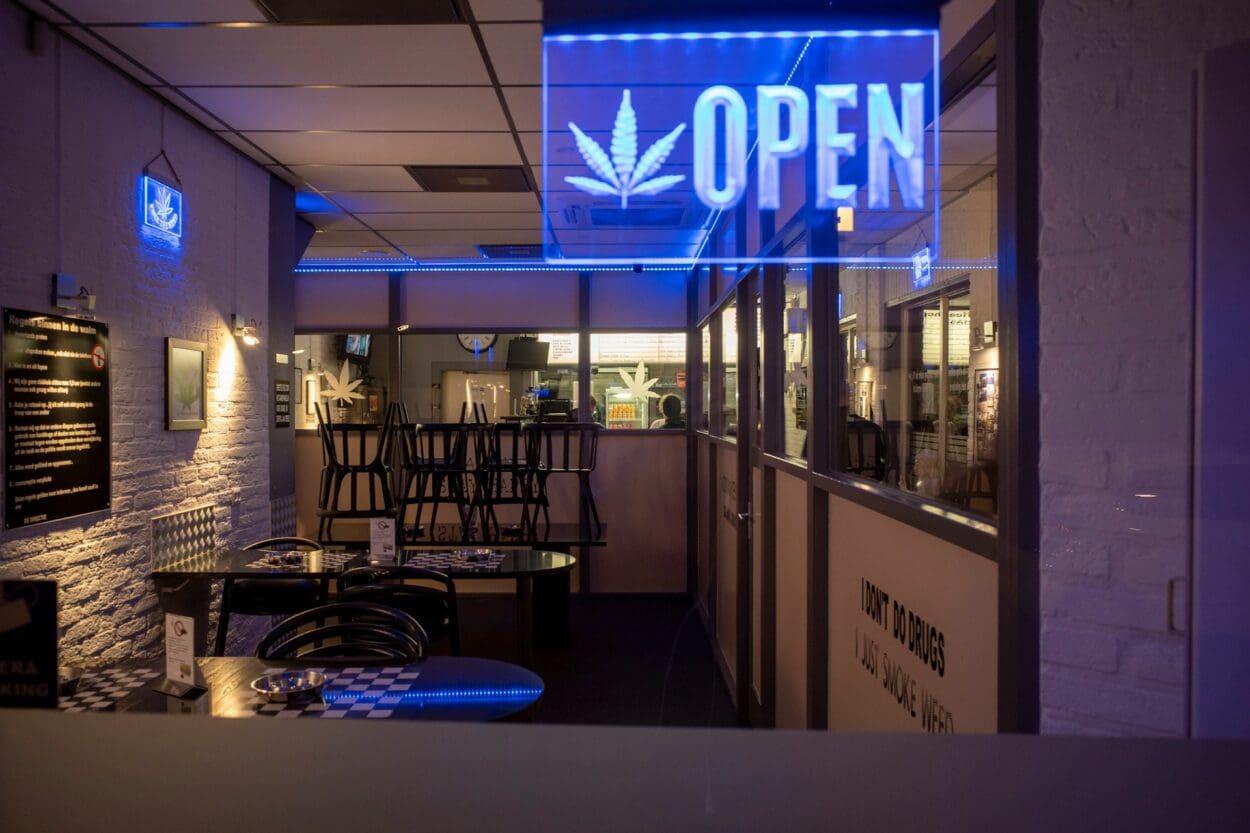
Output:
[[0, 581, 58, 709], [274, 378, 291, 428], [3, 308, 110, 530]]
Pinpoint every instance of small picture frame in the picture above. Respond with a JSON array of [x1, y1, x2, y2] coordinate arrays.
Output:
[[166, 338, 207, 430], [294, 368, 303, 404]]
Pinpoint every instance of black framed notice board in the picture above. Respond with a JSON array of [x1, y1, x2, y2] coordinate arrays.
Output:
[[2, 308, 111, 530]]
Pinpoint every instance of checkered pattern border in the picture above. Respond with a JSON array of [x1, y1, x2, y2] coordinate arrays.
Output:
[[404, 550, 506, 573], [151, 505, 215, 568], [245, 667, 423, 719], [270, 494, 297, 538], [59, 667, 163, 712], [243, 550, 357, 571]]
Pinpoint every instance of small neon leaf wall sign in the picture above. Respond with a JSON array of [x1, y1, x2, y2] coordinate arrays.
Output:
[[142, 175, 183, 241], [543, 27, 940, 266]]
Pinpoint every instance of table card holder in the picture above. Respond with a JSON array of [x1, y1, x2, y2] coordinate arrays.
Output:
[[370, 516, 396, 561], [151, 612, 205, 698], [0, 581, 58, 709]]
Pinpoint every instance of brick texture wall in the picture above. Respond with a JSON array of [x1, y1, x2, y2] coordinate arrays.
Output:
[[1039, 1, 1250, 735], [0, 4, 273, 661]]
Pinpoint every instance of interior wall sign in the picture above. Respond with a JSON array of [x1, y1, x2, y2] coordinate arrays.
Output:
[[543, 27, 939, 266], [141, 175, 183, 243]]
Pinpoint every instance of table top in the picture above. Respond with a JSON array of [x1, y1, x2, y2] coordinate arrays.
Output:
[[62, 657, 543, 721], [151, 547, 575, 580], [408, 521, 608, 548]]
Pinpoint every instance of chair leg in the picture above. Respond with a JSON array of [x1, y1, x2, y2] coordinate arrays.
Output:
[[581, 473, 602, 537], [213, 580, 233, 657]]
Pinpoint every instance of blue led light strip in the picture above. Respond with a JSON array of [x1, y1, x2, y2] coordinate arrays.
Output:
[[320, 687, 543, 705], [547, 29, 936, 43]]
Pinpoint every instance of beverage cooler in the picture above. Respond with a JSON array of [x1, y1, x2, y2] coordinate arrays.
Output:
[[594, 365, 652, 430]]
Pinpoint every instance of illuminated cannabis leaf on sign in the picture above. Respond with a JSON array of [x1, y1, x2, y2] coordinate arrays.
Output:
[[565, 90, 686, 209], [616, 361, 661, 401], [320, 359, 365, 406], [148, 183, 179, 232]]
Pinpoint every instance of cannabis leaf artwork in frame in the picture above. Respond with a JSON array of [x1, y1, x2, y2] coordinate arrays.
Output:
[[166, 338, 207, 431]]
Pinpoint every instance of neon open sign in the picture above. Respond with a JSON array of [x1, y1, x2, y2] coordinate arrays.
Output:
[[543, 28, 940, 266]]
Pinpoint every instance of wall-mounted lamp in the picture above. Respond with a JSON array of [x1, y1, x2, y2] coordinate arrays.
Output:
[[396, 323, 410, 332], [232, 314, 261, 347]]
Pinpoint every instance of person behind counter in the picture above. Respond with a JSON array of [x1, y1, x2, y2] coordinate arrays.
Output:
[[650, 394, 687, 429]]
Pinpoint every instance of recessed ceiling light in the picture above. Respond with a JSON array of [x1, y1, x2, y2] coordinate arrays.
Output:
[[406, 166, 533, 193]]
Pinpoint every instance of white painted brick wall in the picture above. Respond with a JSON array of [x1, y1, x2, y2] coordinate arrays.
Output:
[[0, 5, 273, 661], [1039, 0, 1250, 735]]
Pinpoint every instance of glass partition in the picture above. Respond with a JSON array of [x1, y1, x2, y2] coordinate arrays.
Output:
[[782, 269, 810, 459], [292, 333, 392, 429], [590, 332, 687, 429], [700, 323, 711, 430], [720, 301, 739, 438]]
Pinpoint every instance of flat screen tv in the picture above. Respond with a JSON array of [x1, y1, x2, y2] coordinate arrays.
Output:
[[506, 337, 549, 370], [342, 334, 372, 361]]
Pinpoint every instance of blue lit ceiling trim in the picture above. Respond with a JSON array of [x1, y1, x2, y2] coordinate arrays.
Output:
[[541, 26, 940, 267]]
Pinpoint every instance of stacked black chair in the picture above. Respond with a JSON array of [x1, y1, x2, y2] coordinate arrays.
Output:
[[214, 537, 329, 657], [523, 422, 601, 537], [480, 422, 536, 541], [256, 602, 429, 666], [314, 402, 397, 543], [337, 566, 460, 655], [395, 422, 489, 543]]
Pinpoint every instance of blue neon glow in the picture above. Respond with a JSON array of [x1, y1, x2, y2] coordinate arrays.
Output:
[[542, 27, 941, 267], [320, 686, 543, 705], [141, 175, 183, 241]]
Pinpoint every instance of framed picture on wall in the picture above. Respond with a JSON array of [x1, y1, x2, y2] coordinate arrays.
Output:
[[166, 338, 207, 431], [294, 368, 303, 404]]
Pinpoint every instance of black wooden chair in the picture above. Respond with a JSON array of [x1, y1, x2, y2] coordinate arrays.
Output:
[[480, 422, 536, 541], [523, 422, 601, 537], [844, 416, 888, 481], [256, 602, 429, 666], [213, 536, 329, 657], [337, 566, 460, 655], [395, 422, 488, 543], [315, 403, 397, 543]]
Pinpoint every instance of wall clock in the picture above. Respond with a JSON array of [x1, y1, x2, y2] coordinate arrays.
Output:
[[457, 333, 498, 353]]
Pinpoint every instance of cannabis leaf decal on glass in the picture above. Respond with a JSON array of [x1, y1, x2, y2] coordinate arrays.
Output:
[[616, 361, 662, 401], [565, 90, 686, 208], [320, 359, 365, 406]]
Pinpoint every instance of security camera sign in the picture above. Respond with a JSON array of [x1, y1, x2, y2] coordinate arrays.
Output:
[[543, 27, 940, 266]]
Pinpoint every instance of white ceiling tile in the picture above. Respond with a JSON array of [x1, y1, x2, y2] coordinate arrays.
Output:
[[54, 1, 266, 23], [942, 85, 996, 133], [503, 86, 540, 131], [330, 192, 540, 213], [480, 24, 540, 85], [470, 0, 542, 22], [97, 25, 490, 85], [297, 212, 366, 232], [399, 244, 488, 260], [277, 165, 424, 192], [385, 229, 540, 246], [214, 129, 280, 166], [302, 245, 401, 260], [355, 212, 541, 231], [152, 87, 227, 130], [940, 0, 994, 56], [183, 86, 508, 132], [939, 131, 997, 165], [59, 26, 162, 85], [240, 131, 521, 166], [309, 229, 392, 247]]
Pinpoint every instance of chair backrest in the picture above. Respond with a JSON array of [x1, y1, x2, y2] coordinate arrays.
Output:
[[243, 537, 322, 551], [337, 566, 457, 642], [844, 418, 887, 480], [318, 404, 397, 471], [256, 601, 429, 666], [407, 423, 488, 474], [524, 423, 598, 473]]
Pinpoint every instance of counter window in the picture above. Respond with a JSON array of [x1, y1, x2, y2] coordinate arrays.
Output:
[[589, 332, 687, 429], [293, 333, 392, 429]]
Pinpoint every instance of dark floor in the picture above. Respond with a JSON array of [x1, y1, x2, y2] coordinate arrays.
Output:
[[457, 594, 742, 727]]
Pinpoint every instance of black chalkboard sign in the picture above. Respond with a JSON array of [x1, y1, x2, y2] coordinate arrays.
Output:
[[3, 309, 111, 530], [274, 378, 292, 428], [0, 581, 58, 709]]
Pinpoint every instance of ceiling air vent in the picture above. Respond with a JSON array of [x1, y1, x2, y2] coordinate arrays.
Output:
[[254, 0, 466, 25], [405, 166, 533, 193], [478, 244, 544, 259]]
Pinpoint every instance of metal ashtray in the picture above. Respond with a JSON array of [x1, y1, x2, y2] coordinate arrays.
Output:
[[250, 670, 326, 703], [454, 548, 493, 563], [58, 666, 85, 697]]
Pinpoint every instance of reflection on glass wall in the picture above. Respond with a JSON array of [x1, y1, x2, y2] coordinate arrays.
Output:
[[836, 170, 999, 520], [292, 332, 392, 429], [700, 323, 711, 430], [721, 302, 738, 438], [396, 333, 577, 423], [783, 269, 809, 459], [590, 333, 687, 429]]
